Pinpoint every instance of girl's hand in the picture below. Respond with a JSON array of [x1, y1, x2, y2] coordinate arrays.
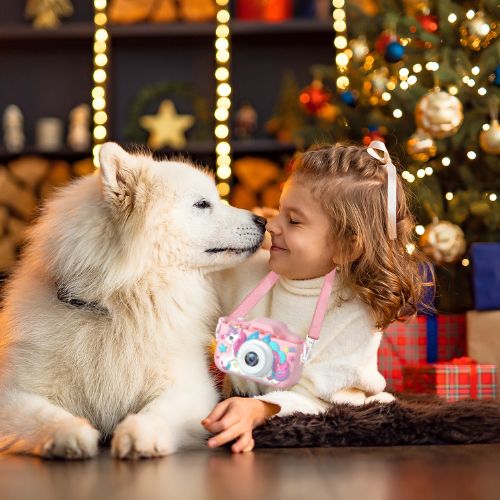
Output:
[[201, 397, 280, 453]]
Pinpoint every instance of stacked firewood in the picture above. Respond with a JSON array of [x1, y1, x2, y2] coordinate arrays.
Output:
[[0, 156, 93, 272]]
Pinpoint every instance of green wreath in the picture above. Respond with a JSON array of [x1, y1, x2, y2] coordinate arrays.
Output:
[[125, 81, 213, 145]]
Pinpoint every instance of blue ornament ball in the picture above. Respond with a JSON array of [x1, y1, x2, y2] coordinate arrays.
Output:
[[341, 90, 357, 107], [493, 66, 500, 87], [385, 41, 405, 63]]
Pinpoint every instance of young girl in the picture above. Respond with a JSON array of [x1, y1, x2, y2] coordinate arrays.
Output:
[[202, 141, 427, 453]]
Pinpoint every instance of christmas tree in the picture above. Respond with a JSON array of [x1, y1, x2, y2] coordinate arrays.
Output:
[[292, 0, 499, 312]]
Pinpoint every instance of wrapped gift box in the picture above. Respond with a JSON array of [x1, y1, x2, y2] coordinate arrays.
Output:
[[467, 310, 500, 399], [402, 359, 497, 401], [470, 243, 500, 310], [379, 314, 466, 391]]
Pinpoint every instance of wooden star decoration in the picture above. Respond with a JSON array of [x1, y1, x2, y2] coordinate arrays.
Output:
[[139, 99, 195, 150]]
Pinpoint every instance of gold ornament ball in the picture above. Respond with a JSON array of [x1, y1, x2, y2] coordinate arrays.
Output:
[[459, 12, 497, 51], [479, 120, 500, 155], [419, 220, 466, 265], [415, 89, 463, 139], [402, 0, 430, 16], [407, 128, 437, 162]]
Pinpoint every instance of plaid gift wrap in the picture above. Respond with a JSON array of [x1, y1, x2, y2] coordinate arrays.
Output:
[[402, 358, 497, 401], [379, 314, 466, 391]]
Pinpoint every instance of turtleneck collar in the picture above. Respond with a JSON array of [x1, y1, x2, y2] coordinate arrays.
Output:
[[279, 271, 341, 297]]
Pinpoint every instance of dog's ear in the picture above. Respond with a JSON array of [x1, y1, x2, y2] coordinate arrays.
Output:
[[99, 142, 136, 201]]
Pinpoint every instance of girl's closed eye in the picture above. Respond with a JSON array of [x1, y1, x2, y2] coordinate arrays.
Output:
[[288, 217, 300, 225]]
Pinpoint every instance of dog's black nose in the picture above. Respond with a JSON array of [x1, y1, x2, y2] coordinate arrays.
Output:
[[252, 214, 267, 230]]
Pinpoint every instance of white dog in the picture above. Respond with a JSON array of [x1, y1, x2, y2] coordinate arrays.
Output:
[[0, 143, 265, 459]]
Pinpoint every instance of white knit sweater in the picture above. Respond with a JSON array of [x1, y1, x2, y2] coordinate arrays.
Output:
[[213, 250, 390, 417]]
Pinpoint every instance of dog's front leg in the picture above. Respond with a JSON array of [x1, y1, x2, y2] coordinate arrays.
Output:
[[111, 376, 218, 459], [0, 390, 100, 459]]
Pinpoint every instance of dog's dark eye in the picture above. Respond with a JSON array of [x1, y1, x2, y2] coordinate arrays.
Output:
[[194, 199, 212, 209]]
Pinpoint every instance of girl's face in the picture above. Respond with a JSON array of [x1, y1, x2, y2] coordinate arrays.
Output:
[[266, 179, 339, 280]]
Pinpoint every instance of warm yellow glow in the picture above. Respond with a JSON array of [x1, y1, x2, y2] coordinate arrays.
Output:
[[442, 157, 451, 166], [446, 192, 454, 200], [333, 20, 346, 32], [95, 0, 107, 10], [332, 0, 345, 7], [94, 125, 107, 140], [400, 81, 409, 90], [382, 92, 391, 101], [215, 124, 229, 139], [467, 151, 477, 160], [215, 38, 229, 51], [94, 13, 107, 25], [483, 123, 490, 131], [94, 41, 106, 53], [466, 10, 475, 20], [334, 36, 347, 49], [216, 9, 230, 23], [448, 13, 457, 23], [471, 66, 480, 75], [336, 52, 349, 66], [216, 25, 229, 38], [462, 259, 470, 267], [214, 108, 229, 121], [333, 9, 346, 20], [413, 64, 422, 73], [449, 85, 458, 95], [336, 76, 349, 89], [95, 53, 108, 66], [387, 81, 396, 90], [478, 87, 487, 96], [94, 111, 107, 124], [408, 75, 417, 85], [216, 83, 231, 97], [217, 165, 232, 179], [95, 28, 108, 42], [417, 169, 425, 178], [467, 79, 475, 87], [425, 166, 433, 176], [216, 155, 231, 167], [406, 243, 416, 255], [92, 86, 105, 98], [217, 182, 230, 197], [216, 0, 229, 5], [93, 97, 105, 110], [216, 142, 231, 155], [399, 68, 409, 79], [215, 68, 229, 81], [93, 69, 106, 83], [490, 194, 498, 201], [217, 97, 231, 109], [216, 50, 230, 63], [415, 225, 425, 235]]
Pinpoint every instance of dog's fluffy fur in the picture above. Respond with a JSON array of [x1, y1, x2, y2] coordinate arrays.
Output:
[[0, 143, 265, 459]]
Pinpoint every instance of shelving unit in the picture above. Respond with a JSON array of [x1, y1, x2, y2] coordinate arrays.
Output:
[[0, 2, 333, 166]]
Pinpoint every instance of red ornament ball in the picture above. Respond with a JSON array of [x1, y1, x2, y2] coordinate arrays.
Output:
[[417, 14, 439, 33], [299, 80, 331, 114], [375, 31, 394, 54]]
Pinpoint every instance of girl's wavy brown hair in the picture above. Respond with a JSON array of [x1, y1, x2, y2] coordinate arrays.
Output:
[[291, 142, 433, 330]]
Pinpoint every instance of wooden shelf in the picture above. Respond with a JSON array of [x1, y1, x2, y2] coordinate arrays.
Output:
[[0, 148, 91, 163], [150, 139, 297, 157], [0, 19, 332, 43]]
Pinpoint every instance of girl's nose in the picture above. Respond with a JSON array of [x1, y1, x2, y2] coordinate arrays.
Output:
[[266, 215, 280, 234]]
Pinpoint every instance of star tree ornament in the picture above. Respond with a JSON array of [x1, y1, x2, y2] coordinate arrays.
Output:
[[419, 219, 466, 265], [480, 97, 500, 155], [140, 99, 195, 150], [407, 128, 437, 162], [415, 88, 463, 139], [459, 11, 497, 51]]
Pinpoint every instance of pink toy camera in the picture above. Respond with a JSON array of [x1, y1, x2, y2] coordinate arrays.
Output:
[[214, 269, 336, 389]]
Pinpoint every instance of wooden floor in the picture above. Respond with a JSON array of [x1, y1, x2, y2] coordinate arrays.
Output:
[[0, 445, 499, 500]]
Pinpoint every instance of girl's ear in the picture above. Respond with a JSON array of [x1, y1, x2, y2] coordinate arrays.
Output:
[[98, 142, 136, 202]]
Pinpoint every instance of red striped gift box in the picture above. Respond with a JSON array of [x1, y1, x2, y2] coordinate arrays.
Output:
[[402, 358, 497, 402], [378, 314, 466, 392]]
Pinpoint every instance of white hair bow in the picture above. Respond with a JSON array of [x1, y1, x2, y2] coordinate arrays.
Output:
[[366, 140, 397, 240]]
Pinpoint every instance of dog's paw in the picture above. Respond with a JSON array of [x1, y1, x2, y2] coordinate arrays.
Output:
[[365, 391, 396, 404], [111, 414, 175, 459], [40, 417, 100, 460]]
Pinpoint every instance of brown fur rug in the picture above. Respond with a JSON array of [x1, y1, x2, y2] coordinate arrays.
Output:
[[252, 398, 500, 448]]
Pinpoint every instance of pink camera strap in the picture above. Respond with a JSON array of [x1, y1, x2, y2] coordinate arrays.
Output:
[[227, 268, 336, 341]]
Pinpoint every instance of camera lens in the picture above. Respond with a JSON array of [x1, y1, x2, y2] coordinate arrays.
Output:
[[236, 339, 274, 378], [244, 351, 259, 367]]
